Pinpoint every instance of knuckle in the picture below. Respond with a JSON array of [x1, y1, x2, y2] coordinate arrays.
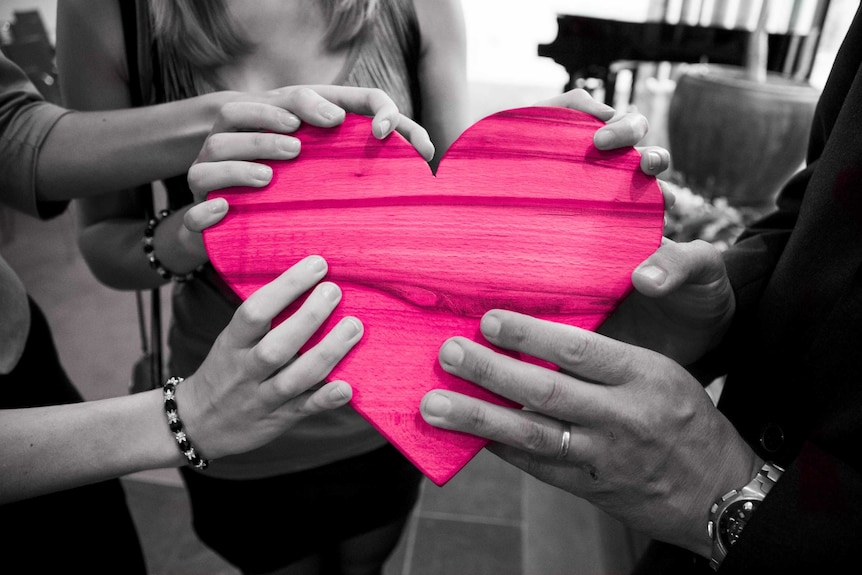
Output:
[[251, 131, 271, 149], [313, 342, 340, 369], [468, 353, 498, 386], [218, 101, 243, 122], [463, 400, 489, 431], [520, 419, 553, 453], [298, 301, 329, 329], [250, 103, 269, 129], [252, 339, 282, 368], [366, 87, 387, 102], [526, 375, 568, 413], [186, 163, 204, 188], [235, 298, 270, 329], [571, 88, 591, 101], [636, 113, 649, 136], [201, 133, 227, 160], [555, 334, 592, 368], [290, 86, 318, 105]]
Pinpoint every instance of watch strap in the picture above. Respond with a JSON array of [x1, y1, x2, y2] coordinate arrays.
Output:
[[707, 462, 784, 570]]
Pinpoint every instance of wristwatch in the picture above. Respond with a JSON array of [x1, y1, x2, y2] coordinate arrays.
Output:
[[707, 462, 784, 570]]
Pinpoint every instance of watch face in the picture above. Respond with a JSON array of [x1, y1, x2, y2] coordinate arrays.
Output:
[[718, 499, 760, 548]]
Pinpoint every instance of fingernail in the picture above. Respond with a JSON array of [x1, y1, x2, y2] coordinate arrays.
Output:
[[318, 103, 344, 121], [376, 119, 391, 138], [306, 255, 327, 273], [647, 151, 662, 171], [208, 198, 228, 213], [423, 392, 451, 417], [329, 382, 350, 402], [636, 264, 667, 285], [253, 164, 273, 182], [338, 317, 361, 339], [322, 283, 341, 303], [279, 112, 300, 131], [439, 340, 464, 367], [279, 137, 300, 154], [481, 314, 501, 339], [593, 130, 613, 149]]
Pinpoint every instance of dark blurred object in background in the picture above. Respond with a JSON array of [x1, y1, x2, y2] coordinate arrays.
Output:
[[1, 10, 60, 103]]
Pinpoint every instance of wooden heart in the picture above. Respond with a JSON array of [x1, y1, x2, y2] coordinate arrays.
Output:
[[204, 107, 663, 485]]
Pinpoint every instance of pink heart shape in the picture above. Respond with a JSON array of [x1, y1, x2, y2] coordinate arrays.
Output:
[[204, 107, 663, 486]]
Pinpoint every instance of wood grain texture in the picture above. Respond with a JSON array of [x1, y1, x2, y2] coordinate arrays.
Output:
[[204, 107, 664, 485]]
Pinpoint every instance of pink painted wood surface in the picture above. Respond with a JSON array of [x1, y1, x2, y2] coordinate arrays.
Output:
[[204, 107, 664, 485]]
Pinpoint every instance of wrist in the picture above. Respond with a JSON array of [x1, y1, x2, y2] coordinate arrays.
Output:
[[148, 208, 208, 278], [707, 460, 782, 570], [163, 377, 211, 470], [115, 389, 187, 471]]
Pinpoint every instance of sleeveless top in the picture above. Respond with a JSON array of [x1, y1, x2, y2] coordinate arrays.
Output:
[[121, 0, 423, 479]]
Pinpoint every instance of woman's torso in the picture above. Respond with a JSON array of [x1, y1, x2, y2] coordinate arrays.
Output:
[[129, 0, 422, 479]]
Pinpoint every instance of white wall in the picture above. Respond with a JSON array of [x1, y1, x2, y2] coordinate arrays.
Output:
[[1, 0, 856, 105]]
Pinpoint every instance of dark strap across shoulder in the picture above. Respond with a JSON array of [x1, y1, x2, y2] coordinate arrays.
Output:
[[119, 0, 154, 107]]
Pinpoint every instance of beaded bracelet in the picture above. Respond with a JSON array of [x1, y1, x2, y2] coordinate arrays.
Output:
[[163, 376, 210, 470], [142, 209, 201, 282]]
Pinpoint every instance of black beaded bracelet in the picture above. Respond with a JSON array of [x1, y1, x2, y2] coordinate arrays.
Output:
[[163, 376, 210, 470], [142, 209, 201, 282]]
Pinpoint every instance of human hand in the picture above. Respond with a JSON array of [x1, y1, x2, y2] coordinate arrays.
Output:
[[600, 237, 735, 366], [537, 89, 674, 210], [175, 255, 362, 458], [184, 86, 434, 237], [420, 310, 759, 556], [537, 89, 669, 175]]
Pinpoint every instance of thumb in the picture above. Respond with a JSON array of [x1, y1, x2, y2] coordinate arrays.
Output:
[[184, 198, 229, 233], [632, 238, 727, 297]]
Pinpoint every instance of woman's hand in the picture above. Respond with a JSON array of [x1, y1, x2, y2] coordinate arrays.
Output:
[[176, 255, 362, 458], [537, 89, 674, 208], [420, 310, 758, 557], [184, 86, 434, 238]]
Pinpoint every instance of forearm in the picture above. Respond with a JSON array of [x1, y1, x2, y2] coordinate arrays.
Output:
[[36, 92, 235, 202], [79, 207, 204, 291], [0, 389, 183, 504]]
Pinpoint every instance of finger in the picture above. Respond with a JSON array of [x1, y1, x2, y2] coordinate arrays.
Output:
[[184, 198, 229, 233], [249, 281, 344, 376], [421, 389, 598, 461], [227, 255, 329, 346], [210, 101, 302, 135], [301, 85, 400, 136], [196, 131, 300, 164], [392, 114, 435, 162], [436, 336, 608, 424], [293, 380, 354, 414], [268, 86, 347, 127], [486, 443, 591, 492], [188, 160, 273, 200], [631, 238, 728, 297], [593, 112, 649, 149], [264, 316, 363, 402], [535, 88, 616, 121], [306, 86, 434, 159], [636, 145, 670, 176], [658, 179, 676, 211], [476, 312, 641, 399]]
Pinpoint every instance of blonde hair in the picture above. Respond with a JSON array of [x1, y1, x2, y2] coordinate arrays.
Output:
[[322, 0, 380, 49], [149, 0, 379, 69]]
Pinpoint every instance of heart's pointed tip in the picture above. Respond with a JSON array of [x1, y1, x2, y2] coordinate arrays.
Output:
[[420, 460, 464, 487], [428, 473, 453, 487]]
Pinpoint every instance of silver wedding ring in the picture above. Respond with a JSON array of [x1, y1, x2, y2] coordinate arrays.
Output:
[[556, 425, 571, 460]]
